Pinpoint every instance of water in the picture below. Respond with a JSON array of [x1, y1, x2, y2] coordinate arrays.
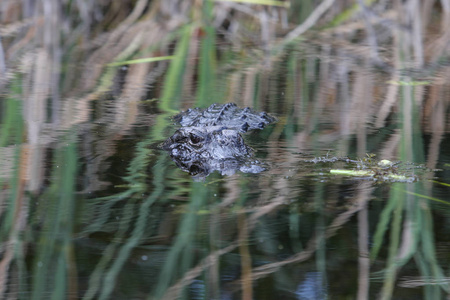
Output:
[[2, 6, 450, 300]]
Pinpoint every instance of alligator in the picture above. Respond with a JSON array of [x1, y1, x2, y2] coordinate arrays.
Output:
[[161, 103, 276, 179]]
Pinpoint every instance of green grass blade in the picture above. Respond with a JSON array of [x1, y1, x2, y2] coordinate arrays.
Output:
[[215, 0, 290, 7], [196, 3, 217, 107], [159, 26, 192, 112], [325, 0, 375, 28], [398, 188, 450, 206], [107, 56, 174, 67], [429, 180, 450, 187]]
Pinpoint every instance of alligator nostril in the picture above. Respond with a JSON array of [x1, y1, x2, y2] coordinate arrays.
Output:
[[172, 132, 186, 143], [189, 164, 203, 175]]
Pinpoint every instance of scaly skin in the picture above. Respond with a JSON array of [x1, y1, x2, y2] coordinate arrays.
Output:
[[162, 103, 276, 179]]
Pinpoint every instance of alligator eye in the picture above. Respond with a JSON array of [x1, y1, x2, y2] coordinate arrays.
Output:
[[189, 133, 203, 145]]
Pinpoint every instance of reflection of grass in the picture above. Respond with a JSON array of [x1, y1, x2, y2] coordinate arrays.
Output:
[[0, 79, 23, 147], [0, 79, 24, 241], [96, 158, 167, 300], [82, 143, 172, 300], [372, 80, 449, 299], [371, 182, 449, 299], [154, 182, 209, 299], [31, 136, 78, 299], [0, 78, 27, 297]]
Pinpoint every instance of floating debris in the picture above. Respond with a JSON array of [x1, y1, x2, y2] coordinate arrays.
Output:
[[306, 154, 425, 183]]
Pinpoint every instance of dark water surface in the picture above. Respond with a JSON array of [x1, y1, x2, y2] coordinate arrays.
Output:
[[2, 24, 450, 300]]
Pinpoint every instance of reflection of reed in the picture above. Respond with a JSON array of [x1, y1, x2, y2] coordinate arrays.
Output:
[[0, 144, 29, 299], [160, 188, 289, 300], [160, 181, 371, 299]]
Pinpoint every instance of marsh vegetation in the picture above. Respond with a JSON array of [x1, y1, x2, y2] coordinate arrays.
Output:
[[1, 0, 450, 299]]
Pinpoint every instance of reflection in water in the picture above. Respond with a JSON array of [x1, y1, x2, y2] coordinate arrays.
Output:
[[189, 280, 206, 300], [296, 272, 327, 300], [0, 1, 450, 300]]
